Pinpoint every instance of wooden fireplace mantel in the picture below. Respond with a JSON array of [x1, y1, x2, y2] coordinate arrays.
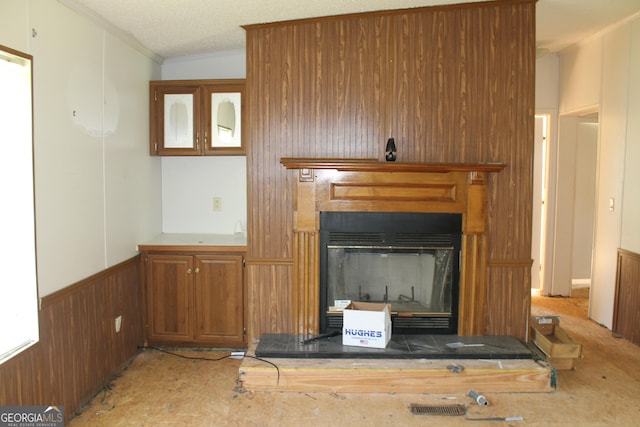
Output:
[[281, 158, 506, 173], [281, 158, 506, 336]]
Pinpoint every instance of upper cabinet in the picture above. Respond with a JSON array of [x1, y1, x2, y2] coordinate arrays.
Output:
[[150, 79, 245, 156]]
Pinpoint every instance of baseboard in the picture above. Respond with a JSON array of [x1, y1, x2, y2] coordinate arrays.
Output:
[[571, 279, 591, 289]]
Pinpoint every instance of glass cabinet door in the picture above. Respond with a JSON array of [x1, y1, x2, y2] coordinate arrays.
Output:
[[203, 83, 245, 156], [149, 79, 245, 156], [151, 84, 201, 155]]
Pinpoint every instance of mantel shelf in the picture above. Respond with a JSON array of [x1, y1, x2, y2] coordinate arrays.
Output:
[[280, 158, 507, 173]]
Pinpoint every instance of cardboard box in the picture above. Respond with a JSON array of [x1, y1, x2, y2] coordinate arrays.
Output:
[[342, 302, 392, 349], [530, 316, 582, 370]]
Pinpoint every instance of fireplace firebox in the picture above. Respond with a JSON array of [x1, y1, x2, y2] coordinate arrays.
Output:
[[320, 212, 462, 335]]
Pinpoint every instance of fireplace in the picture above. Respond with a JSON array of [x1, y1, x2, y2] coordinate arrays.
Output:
[[281, 158, 505, 336], [320, 212, 462, 334]]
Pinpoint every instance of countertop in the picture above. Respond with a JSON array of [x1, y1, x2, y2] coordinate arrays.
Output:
[[138, 233, 247, 253]]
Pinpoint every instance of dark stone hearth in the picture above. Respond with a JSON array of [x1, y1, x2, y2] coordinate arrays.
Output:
[[255, 334, 533, 360]]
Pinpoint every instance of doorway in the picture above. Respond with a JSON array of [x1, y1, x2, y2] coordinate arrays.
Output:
[[532, 112, 598, 298], [531, 115, 548, 291], [569, 114, 598, 298]]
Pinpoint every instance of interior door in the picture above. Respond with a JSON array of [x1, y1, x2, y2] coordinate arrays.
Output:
[[531, 115, 547, 291]]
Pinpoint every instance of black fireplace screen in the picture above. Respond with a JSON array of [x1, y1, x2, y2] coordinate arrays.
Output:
[[326, 246, 453, 314], [319, 212, 462, 334]]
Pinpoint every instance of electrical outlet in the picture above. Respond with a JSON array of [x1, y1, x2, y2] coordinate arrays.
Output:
[[115, 315, 122, 333], [213, 197, 222, 211]]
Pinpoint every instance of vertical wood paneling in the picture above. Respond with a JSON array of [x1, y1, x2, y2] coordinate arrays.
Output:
[[245, 0, 536, 338], [0, 344, 44, 405], [486, 261, 532, 339], [245, 262, 294, 340], [613, 249, 640, 345], [0, 257, 142, 420], [486, 2, 536, 260]]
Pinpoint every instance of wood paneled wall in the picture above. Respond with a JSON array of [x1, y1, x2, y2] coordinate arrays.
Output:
[[244, 0, 535, 339], [613, 249, 640, 346], [0, 257, 142, 421]]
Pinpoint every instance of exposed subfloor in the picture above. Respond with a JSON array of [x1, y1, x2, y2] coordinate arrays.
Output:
[[69, 292, 640, 426]]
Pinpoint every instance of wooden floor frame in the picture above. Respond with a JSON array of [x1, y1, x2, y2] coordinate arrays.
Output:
[[238, 340, 555, 394]]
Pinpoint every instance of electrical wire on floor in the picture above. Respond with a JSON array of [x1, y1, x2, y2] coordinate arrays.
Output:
[[138, 345, 281, 384]]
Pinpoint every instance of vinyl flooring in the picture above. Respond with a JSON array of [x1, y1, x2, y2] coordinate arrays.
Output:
[[68, 290, 640, 426]]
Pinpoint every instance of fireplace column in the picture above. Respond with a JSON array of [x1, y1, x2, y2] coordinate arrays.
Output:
[[291, 166, 320, 335]]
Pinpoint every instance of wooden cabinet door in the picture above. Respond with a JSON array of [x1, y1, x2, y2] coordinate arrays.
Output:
[[146, 254, 193, 342], [194, 254, 244, 344]]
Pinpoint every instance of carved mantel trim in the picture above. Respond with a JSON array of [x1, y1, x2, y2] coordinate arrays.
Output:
[[281, 158, 506, 336]]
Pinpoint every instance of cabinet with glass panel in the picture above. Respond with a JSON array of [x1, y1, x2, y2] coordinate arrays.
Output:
[[149, 79, 245, 156]]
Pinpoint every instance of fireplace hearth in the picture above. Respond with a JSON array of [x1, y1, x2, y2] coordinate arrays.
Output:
[[320, 212, 462, 334]]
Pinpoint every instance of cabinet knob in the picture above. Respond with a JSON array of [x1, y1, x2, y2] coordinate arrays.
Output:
[[195, 267, 200, 274], [187, 268, 192, 274]]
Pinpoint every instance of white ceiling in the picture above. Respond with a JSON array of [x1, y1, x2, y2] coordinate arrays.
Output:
[[61, 0, 640, 60]]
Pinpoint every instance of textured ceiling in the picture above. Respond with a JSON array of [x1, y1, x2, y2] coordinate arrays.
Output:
[[62, 0, 640, 60]]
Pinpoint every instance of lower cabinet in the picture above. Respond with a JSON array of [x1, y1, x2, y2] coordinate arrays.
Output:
[[143, 252, 245, 347]]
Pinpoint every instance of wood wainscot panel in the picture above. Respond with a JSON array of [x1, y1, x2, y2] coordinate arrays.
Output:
[[39, 256, 143, 418], [282, 159, 505, 335], [244, 259, 294, 341], [0, 342, 44, 406], [613, 249, 640, 346], [486, 259, 533, 340], [0, 256, 142, 422]]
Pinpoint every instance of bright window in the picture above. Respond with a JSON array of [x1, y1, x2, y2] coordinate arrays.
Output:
[[0, 45, 39, 363]]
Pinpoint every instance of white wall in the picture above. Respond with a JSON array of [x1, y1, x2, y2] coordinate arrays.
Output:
[[160, 51, 248, 236], [622, 19, 640, 254], [1, 0, 162, 296], [104, 33, 163, 264], [559, 38, 602, 114], [590, 24, 629, 327], [0, 0, 28, 51], [161, 156, 247, 234], [558, 15, 640, 328], [535, 53, 560, 110], [162, 50, 246, 80]]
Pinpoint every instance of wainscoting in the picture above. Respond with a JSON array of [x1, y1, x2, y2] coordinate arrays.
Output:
[[0, 256, 142, 421], [613, 249, 640, 346]]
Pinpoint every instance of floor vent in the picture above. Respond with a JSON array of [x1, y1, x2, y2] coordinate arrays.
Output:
[[409, 403, 466, 416]]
